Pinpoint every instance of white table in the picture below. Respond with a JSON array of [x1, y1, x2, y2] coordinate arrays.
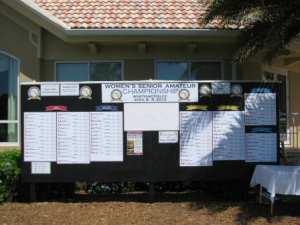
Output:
[[250, 165, 300, 214]]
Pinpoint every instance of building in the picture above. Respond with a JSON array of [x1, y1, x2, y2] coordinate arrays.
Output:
[[0, 0, 300, 151]]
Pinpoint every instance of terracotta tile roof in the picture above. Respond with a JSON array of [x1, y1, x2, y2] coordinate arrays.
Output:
[[33, 0, 242, 30]]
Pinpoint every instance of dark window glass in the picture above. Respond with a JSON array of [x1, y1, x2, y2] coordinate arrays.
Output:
[[0, 123, 17, 142], [0, 53, 18, 121], [56, 63, 88, 81], [156, 62, 188, 80], [190, 62, 222, 80], [90, 62, 122, 81]]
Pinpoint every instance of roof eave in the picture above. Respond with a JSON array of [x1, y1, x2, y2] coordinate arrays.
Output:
[[65, 29, 240, 37]]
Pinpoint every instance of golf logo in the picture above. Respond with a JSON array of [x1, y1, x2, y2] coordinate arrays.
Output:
[[28, 86, 41, 100], [199, 84, 212, 97], [111, 89, 122, 101], [79, 86, 92, 99], [178, 89, 190, 101], [231, 84, 243, 97]]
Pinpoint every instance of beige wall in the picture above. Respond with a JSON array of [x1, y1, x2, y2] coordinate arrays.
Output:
[[289, 71, 300, 113], [239, 61, 262, 80], [41, 31, 235, 81], [0, 12, 40, 82]]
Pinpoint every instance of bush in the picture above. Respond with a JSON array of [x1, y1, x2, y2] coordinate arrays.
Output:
[[0, 150, 22, 202], [84, 182, 136, 194]]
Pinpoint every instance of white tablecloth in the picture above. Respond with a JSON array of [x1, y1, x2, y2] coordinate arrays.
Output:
[[250, 165, 300, 203]]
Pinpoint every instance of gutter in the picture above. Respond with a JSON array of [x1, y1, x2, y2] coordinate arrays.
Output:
[[65, 29, 239, 37]]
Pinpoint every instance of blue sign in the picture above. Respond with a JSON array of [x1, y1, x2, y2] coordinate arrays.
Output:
[[96, 105, 118, 111], [251, 127, 272, 133], [250, 88, 271, 93]]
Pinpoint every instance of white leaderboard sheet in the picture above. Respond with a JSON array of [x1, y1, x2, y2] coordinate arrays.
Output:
[[24, 112, 57, 162], [213, 111, 245, 160], [90, 112, 123, 161], [246, 133, 277, 162], [57, 112, 90, 164], [180, 111, 213, 167], [245, 93, 276, 125]]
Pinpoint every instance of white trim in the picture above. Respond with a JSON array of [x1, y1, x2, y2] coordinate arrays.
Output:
[[262, 66, 288, 76], [0, 121, 18, 124], [0, 50, 20, 146], [65, 29, 239, 37], [155, 60, 225, 80], [55, 61, 124, 81]]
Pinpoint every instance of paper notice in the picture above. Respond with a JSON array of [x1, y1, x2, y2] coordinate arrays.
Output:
[[31, 162, 51, 174], [245, 93, 276, 125], [180, 111, 213, 167], [60, 84, 80, 96], [213, 111, 245, 161], [24, 112, 57, 162], [159, 131, 178, 143], [41, 84, 60, 96], [246, 133, 277, 162], [57, 112, 90, 164], [127, 131, 143, 155], [212, 83, 230, 94], [90, 112, 123, 161]]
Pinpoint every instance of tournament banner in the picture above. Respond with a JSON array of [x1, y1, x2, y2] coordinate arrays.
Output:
[[101, 83, 199, 103]]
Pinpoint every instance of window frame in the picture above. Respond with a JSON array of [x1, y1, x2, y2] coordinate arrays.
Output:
[[0, 50, 20, 146], [155, 60, 225, 80], [54, 60, 124, 81]]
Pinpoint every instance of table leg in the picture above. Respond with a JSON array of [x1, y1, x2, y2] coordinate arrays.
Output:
[[271, 202, 274, 215], [259, 185, 262, 206]]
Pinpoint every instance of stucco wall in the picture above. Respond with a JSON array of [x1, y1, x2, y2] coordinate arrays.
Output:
[[41, 31, 235, 81], [239, 61, 262, 80], [289, 71, 300, 113], [0, 12, 40, 82]]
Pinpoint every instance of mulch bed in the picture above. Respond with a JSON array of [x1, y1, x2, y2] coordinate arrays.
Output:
[[0, 192, 299, 225]]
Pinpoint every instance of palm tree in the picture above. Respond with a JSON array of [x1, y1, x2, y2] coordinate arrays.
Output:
[[200, 0, 300, 64]]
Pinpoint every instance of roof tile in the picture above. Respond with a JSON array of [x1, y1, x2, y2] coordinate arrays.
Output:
[[33, 0, 242, 30]]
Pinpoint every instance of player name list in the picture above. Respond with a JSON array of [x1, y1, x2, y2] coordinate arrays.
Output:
[[213, 111, 245, 161], [24, 112, 57, 162], [90, 112, 123, 161], [180, 111, 213, 167]]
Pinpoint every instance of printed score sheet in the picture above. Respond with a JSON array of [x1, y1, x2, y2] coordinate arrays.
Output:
[[180, 111, 213, 167]]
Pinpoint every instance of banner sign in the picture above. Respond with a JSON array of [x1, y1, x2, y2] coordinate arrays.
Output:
[[101, 83, 199, 103]]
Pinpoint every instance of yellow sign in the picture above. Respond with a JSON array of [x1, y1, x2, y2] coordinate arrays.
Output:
[[217, 105, 239, 111], [186, 105, 208, 111]]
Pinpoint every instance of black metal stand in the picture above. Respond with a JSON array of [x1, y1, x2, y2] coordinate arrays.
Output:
[[148, 182, 155, 203], [29, 183, 37, 203]]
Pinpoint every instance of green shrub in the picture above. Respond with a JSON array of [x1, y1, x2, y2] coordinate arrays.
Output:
[[0, 150, 22, 202], [85, 182, 136, 194]]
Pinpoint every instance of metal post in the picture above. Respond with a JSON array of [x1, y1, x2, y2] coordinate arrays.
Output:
[[148, 182, 154, 203], [30, 183, 37, 203], [271, 202, 274, 215], [259, 185, 262, 206]]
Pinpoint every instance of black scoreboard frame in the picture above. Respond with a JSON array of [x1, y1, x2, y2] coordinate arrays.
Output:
[[21, 81, 281, 183]]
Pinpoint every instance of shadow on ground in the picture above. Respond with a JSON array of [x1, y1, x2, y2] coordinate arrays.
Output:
[[69, 190, 300, 224]]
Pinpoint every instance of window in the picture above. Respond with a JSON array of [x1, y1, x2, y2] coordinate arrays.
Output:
[[56, 62, 123, 81], [156, 62, 188, 80], [57, 63, 88, 81], [0, 51, 19, 144], [156, 61, 223, 80]]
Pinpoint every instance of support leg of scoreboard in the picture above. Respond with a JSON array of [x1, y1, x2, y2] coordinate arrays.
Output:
[[30, 183, 37, 203], [148, 182, 155, 203]]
